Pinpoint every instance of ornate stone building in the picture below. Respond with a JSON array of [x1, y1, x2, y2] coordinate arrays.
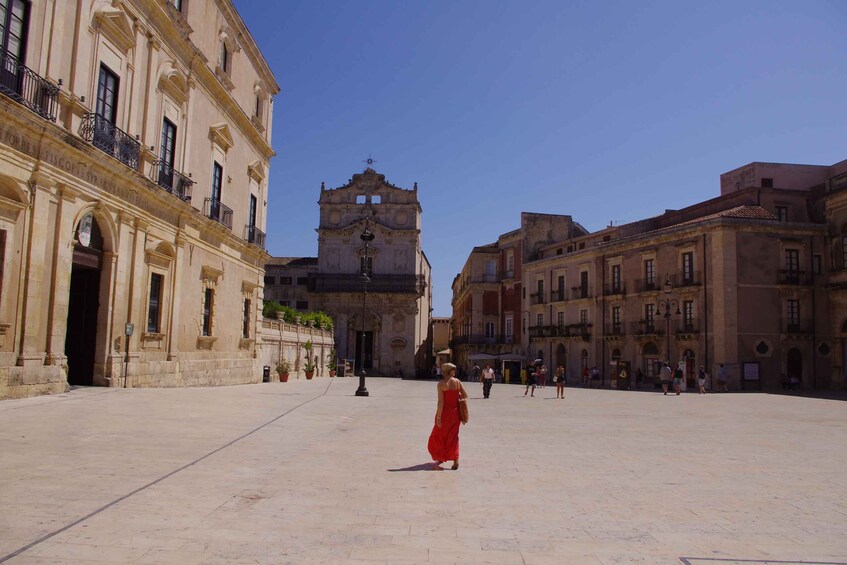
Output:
[[454, 159, 847, 391], [0, 0, 279, 399], [266, 168, 432, 377]]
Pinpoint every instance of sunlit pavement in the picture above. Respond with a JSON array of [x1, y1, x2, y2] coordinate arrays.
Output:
[[1, 377, 845, 564]]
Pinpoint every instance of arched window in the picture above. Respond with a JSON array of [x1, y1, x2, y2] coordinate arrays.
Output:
[[484, 321, 495, 338]]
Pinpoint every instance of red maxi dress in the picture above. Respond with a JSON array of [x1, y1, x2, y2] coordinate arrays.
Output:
[[428, 388, 460, 462]]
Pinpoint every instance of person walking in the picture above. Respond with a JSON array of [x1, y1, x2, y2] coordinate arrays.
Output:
[[428, 363, 467, 470], [698, 365, 707, 394], [524, 363, 537, 397], [482, 364, 494, 399], [660, 362, 672, 395], [582, 366, 589, 387], [471, 364, 481, 383], [716, 364, 728, 392], [538, 364, 548, 389], [672, 362, 684, 395], [555, 364, 566, 398]]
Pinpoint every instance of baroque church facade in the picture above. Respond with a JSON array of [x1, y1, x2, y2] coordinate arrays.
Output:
[[266, 168, 432, 377]]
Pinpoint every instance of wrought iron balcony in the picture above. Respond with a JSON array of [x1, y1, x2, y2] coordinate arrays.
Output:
[[450, 334, 502, 345], [604, 283, 626, 296], [550, 289, 567, 302], [79, 113, 140, 170], [203, 198, 233, 229], [632, 321, 664, 336], [245, 224, 266, 249], [151, 158, 193, 202], [529, 325, 557, 338], [675, 321, 699, 334], [504, 269, 515, 280], [777, 269, 811, 286], [0, 51, 59, 121], [530, 291, 546, 305], [308, 273, 426, 295], [668, 271, 702, 288], [635, 278, 659, 293], [782, 319, 813, 334], [571, 287, 591, 300], [606, 324, 625, 336]]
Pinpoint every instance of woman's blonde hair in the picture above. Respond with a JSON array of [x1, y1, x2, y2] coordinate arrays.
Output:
[[441, 362, 457, 376]]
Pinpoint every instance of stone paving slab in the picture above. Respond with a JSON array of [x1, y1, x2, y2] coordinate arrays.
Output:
[[0, 378, 846, 564]]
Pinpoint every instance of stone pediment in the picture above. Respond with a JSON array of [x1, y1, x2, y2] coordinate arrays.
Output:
[[332, 168, 406, 193], [93, 5, 136, 53], [209, 123, 234, 152]]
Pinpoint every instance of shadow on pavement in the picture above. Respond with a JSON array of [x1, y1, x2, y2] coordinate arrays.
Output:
[[387, 462, 444, 472]]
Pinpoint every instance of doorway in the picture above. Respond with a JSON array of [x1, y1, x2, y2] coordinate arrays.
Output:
[[64, 214, 103, 386], [683, 349, 696, 390], [787, 348, 802, 386], [355, 330, 373, 373]]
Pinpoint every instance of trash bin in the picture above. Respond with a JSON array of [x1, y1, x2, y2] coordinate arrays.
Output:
[[262, 365, 270, 383]]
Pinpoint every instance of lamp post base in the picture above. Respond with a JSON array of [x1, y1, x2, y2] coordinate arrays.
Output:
[[355, 372, 369, 396]]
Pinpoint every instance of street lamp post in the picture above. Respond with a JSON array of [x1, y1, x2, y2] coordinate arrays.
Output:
[[657, 273, 680, 366], [356, 222, 375, 397]]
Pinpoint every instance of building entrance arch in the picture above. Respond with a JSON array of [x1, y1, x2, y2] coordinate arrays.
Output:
[[787, 348, 802, 387]]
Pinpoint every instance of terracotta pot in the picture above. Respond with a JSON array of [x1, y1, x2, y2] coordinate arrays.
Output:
[[305, 371, 315, 380], [279, 373, 289, 383], [329, 370, 336, 378]]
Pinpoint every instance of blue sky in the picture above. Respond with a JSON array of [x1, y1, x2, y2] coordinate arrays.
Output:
[[234, 0, 847, 316]]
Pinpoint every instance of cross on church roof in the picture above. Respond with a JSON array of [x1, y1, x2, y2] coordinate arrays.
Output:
[[362, 154, 377, 169]]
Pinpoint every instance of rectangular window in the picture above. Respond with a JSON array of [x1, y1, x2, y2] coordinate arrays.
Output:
[[210, 161, 223, 221], [612, 306, 621, 334], [579, 309, 588, 325], [776, 206, 788, 222], [557, 275, 565, 300], [0, 0, 29, 61], [485, 321, 495, 338], [645, 259, 655, 288], [507, 254, 514, 273], [202, 287, 214, 336], [485, 260, 496, 277], [221, 42, 229, 72], [683, 300, 694, 331], [580, 271, 588, 297], [296, 300, 309, 310], [296, 277, 309, 286], [787, 299, 800, 329], [557, 311, 564, 328], [96, 64, 119, 123], [843, 236, 847, 271], [645, 304, 655, 330], [611, 264, 621, 293], [785, 249, 799, 274], [813, 254, 822, 275], [761, 178, 773, 188], [279, 276, 292, 285], [242, 298, 251, 339], [536, 313, 543, 326], [505, 317, 513, 338], [263, 275, 274, 285], [146, 273, 163, 333], [158, 118, 177, 188], [682, 252, 694, 283]]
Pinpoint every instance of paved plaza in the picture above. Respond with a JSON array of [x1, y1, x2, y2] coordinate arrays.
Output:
[[0, 377, 845, 564]]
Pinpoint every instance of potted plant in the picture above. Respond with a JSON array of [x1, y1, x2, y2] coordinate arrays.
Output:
[[277, 359, 291, 383], [303, 360, 316, 379], [327, 350, 337, 377]]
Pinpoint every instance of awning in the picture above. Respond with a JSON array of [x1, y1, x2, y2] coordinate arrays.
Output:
[[468, 353, 498, 361], [497, 354, 531, 362]]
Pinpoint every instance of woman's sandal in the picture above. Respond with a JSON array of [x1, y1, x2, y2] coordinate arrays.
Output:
[[451, 461, 459, 470]]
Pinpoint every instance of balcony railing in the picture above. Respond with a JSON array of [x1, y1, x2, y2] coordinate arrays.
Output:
[[0, 51, 60, 121], [571, 287, 591, 300], [203, 198, 233, 229], [308, 273, 426, 295], [79, 113, 140, 170], [151, 158, 193, 202], [632, 321, 664, 336], [782, 319, 813, 334], [450, 334, 503, 345], [635, 278, 659, 293], [550, 289, 567, 302], [245, 224, 266, 249], [504, 269, 515, 280], [675, 322, 699, 334], [668, 271, 702, 288], [606, 324, 625, 336], [777, 269, 811, 286], [530, 291, 546, 305], [604, 283, 626, 296]]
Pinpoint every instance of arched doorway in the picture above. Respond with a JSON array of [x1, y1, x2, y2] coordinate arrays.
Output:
[[787, 348, 802, 387], [535, 349, 544, 363], [556, 343, 566, 380], [65, 213, 104, 386], [643, 342, 659, 387]]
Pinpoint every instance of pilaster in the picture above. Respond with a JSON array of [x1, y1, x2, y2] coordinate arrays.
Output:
[[44, 184, 79, 366]]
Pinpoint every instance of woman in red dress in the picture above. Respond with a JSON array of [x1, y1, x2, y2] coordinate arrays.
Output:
[[428, 362, 467, 470]]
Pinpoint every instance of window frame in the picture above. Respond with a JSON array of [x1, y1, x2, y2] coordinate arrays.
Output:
[[146, 272, 164, 333]]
